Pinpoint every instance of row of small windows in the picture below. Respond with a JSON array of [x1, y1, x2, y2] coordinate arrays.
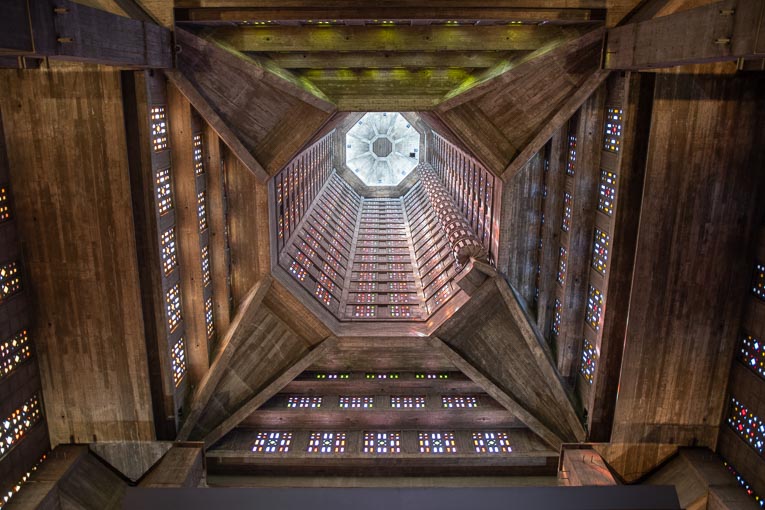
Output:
[[285, 395, 479, 409], [197, 191, 207, 233], [603, 108, 623, 153], [580, 338, 598, 384], [0, 261, 21, 301], [205, 297, 214, 340], [0, 394, 42, 460], [727, 397, 764, 455], [0, 330, 32, 379], [193, 133, 204, 175], [753, 263, 765, 301], [309, 372, 448, 380], [201, 245, 211, 287], [724, 461, 764, 508], [556, 247, 567, 286], [160, 228, 177, 276], [251, 431, 511, 455], [165, 283, 182, 333], [156, 168, 172, 215]]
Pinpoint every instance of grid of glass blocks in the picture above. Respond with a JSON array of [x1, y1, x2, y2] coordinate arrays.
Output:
[[603, 108, 623, 152], [389, 305, 412, 318], [287, 396, 322, 408], [598, 170, 617, 216], [0, 186, 10, 223], [552, 298, 562, 336], [197, 191, 207, 232], [251, 432, 292, 453], [585, 285, 604, 331], [391, 396, 426, 408], [363, 432, 401, 454], [160, 227, 177, 275], [307, 432, 347, 453], [150, 106, 168, 152], [289, 260, 307, 281], [472, 432, 512, 453], [339, 396, 374, 409], [727, 397, 765, 454], [418, 432, 457, 454], [193, 133, 204, 175], [353, 305, 375, 317], [557, 246, 567, 285], [204, 297, 214, 339], [0, 330, 32, 379], [562, 192, 572, 232], [0, 261, 21, 301], [740, 335, 765, 379], [315, 285, 332, 306], [580, 338, 598, 384], [155, 167, 172, 215], [201, 245, 211, 287], [165, 283, 182, 333], [591, 228, 610, 275], [442, 396, 478, 408], [0, 394, 42, 459], [754, 263, 765, 300], [171, 337, 186, 387]]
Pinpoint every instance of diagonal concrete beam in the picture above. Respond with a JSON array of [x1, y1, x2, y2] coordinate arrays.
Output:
[[177, 276, 273, 440]]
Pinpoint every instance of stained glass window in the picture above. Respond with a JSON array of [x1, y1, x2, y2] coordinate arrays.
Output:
[[580, 338, 598, 384], [740, 335, 765, 379], [150, 106, 168, 152], [598, 170, 617, 216], [315, 285, 332, 306], [472, 432, 512, 453], [252, 432, 292, 453], [357, 282, 378, 292], [193, 133, 204, 175], [585, 286, 603, 331], [339, 396, 374, 409], [160, 228, 177, 275], [0, 186, 10, 223], [287, 396, 322, 408], [197, 191, 207, 232], [0, 330, 32, 379], [591, 229, 610, 275], [363, 432, 401, 454], [441, 396, 478, 408], [0, 262, 21, 301], [289, 260, 307, 281], [603, 108, 623, 153], [307, 432, 346, 453], [552, 298, 562, 336], [204, 297, 214, 340], [0, 394, 42, 459], [753, 263, 765, 301], [165, 283, 182, 333], [557, 246, 567, 285], [391, 396, 426, 408], [432, 285, 451, 306], [566, 135, 577, 176], [562, 192, 572, 232], [318, 273, 336, 293], [727, 397, 765, 454], [171, 337, 186, 387], [724, 461, 764, 508], [389, 305, 412, 318], [365, 373, 399, 379], [418, 432, 457, 453], [353, 305, 375, 317], [1, 453, 45, 508], [201, 245, 211, 287]]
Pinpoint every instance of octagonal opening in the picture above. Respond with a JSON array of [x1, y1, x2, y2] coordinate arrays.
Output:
[[345, 112, 420, 186]]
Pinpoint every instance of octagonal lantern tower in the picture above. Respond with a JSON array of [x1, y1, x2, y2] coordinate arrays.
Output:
[[345, 112, 420, 186]]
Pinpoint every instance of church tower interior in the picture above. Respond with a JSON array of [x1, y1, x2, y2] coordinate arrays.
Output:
[[0, 1, 764, 508]]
